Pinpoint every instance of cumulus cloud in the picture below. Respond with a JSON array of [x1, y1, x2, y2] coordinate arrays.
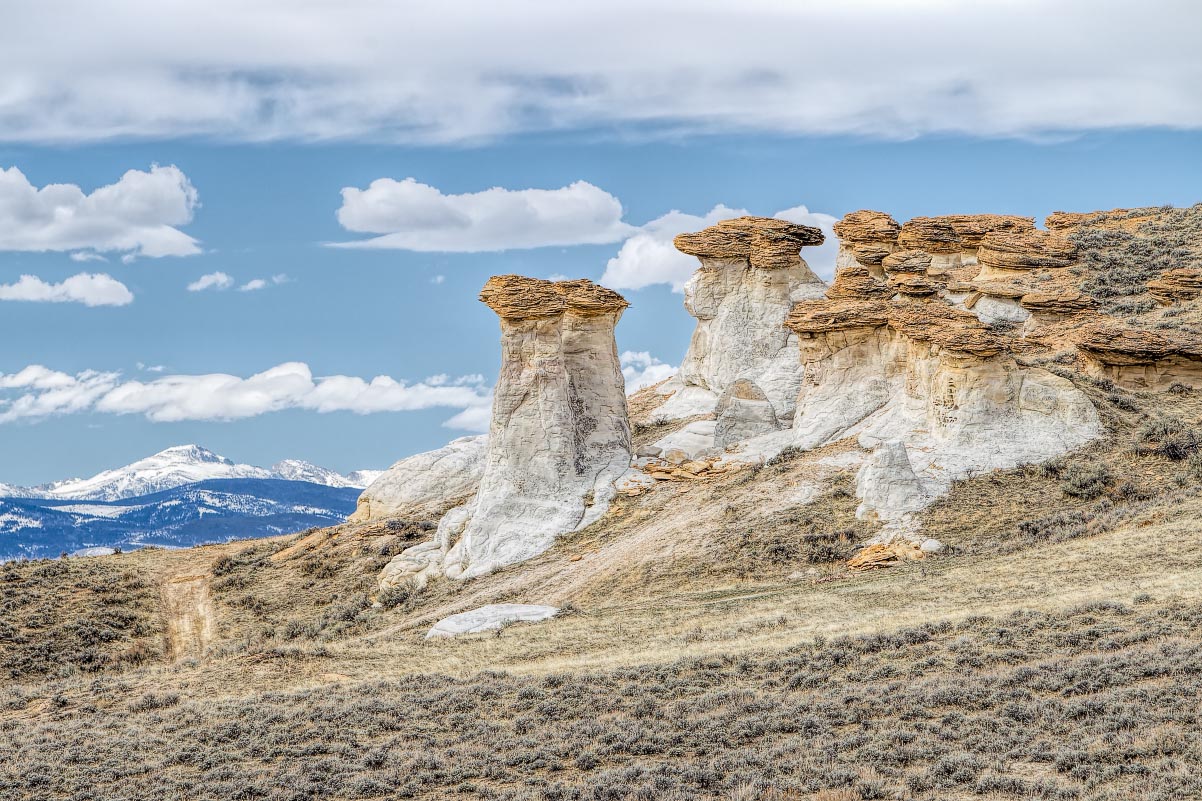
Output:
[[239, 274, 288, 291], [0, 165, 200, 258], [0, 2, 1197, 143], [0, 363, 493, 426], [334, 178, 635, 251], [772, 205, 840, 281], [187, 272, 234, 292], [602, 205, 748, 292], [601, 203, 838, 292], [620, 351, 676, 392], [0, 273, 133, 306], [441, 403, 493, 433]]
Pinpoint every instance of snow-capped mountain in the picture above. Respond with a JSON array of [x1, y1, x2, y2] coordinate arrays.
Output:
[[272, 459, 361, 488], [2, 445, 380, 502], [40, 445, 275, 502], [347, 469, 384, 487]]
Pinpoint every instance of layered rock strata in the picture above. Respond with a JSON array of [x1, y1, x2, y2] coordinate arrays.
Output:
[[379, 277, 633, 589], [652, 216, 828, 444], [785, 292, 1100, 528], [1075, 321, 1202, 390]]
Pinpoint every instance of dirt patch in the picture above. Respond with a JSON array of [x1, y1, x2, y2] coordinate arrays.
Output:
[[160, 574, 216, 660]]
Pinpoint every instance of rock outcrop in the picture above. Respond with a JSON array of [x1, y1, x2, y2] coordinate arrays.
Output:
[[785, 291, 1100, 529], [425, 604, 558, 639], [378, 277, 633, 589], [1076, 321, 1202, 390], [448, 277, 632, 578], [653, 216, 828, 446], [350, 435, 488, 522]]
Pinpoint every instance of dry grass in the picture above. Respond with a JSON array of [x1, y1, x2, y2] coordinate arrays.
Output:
[[3, 597, 1201, 800]]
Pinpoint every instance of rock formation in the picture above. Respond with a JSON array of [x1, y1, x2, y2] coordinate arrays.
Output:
[[1076, 321, 1202, 390], [448, 276, 632, 578], [377, 276, 633, 589], [652, 216, 828, 445], [368, 202, 1199, 583], [350, 435, 488, 522], [425, 604, 558, 638], [775, 212, 1104, 529]]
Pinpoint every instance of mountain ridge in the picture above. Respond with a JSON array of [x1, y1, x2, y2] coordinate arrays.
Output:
[[2, 445, 380, 502]]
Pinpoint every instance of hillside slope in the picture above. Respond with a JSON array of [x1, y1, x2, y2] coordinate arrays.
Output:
[[0, 204, 1199, 800]]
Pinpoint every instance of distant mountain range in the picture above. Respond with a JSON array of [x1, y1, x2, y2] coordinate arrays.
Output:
[[0, 445, 380, 560], [0, 445, 381, 501]]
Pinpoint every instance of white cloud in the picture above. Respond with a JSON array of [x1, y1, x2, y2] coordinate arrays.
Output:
[[239, 279, 267, 292], [69, 251, 107, 263], [0, 165, 200, 257], [442, 403, 492, 433], [187, 271, 234, 292], [620, 351, 676, 392], [601, 203, 838, 292], [0, 273, 133, 306], [0, 362, 493, 425], [430, 274, 445, 285], [0, 2, 1197, 143], [602, 204, 748, 292], [333, 178, 635, 251], [773, 205, 840, 281]]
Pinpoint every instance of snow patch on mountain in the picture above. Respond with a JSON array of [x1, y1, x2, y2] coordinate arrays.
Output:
[[272, 459, 360, 488], [1, 445, 383, 501]]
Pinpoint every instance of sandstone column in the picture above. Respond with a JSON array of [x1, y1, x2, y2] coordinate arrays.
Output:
[[653, 216, 827, 431], [447, 276, 632, 579]]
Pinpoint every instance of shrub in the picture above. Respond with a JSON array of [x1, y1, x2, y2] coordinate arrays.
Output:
[[377, 579, 419, 610], [1060, 463, 1111, 499], [1136, 415, 1201, 460]]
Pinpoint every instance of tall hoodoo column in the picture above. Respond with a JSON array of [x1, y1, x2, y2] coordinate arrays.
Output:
[[446, 276, 632, 579], [653, 216, 827, 429]]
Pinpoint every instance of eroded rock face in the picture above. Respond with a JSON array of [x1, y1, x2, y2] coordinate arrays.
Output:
[[447, 276, 633, 579], [655, 216, 827, 428], [350, 435, 488, 523], [784, 213, 1106, 533], [1076, 321, 1202, 390], [786, 300, 1101, 528], [376, 276, 633, 589]]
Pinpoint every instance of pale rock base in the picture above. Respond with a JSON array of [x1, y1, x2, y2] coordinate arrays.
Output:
[[351, 435, 488, 523], [425, 604, 558, 639]]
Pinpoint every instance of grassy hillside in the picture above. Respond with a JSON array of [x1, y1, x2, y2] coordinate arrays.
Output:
[[1, 205, 1199, 799]]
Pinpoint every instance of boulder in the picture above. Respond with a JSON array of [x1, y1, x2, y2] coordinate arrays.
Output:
[[976, 230, 1076, 274], [350, 435, 488, 523], [425, 604, 558, 639], [715, 379, 781, 447]]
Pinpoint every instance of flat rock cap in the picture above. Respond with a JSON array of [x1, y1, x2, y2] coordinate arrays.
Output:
[[479, 275, 628, 319], [674, 216, 824, 269], [833, 210, 901, 243]]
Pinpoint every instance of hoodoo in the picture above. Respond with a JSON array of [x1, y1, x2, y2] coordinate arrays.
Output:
[[449, 276, 632, 578], [652, 216, 827, 441], [378, 276, 633, 589]]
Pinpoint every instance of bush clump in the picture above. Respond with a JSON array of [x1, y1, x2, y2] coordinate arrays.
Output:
[[1059, 463, 1112, 499]]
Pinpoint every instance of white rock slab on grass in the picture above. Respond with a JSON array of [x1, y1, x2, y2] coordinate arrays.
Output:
[[425, 604, 559, 639]]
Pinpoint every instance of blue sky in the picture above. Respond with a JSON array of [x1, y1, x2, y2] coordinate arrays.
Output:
[[1, 1, 1200, 484]]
